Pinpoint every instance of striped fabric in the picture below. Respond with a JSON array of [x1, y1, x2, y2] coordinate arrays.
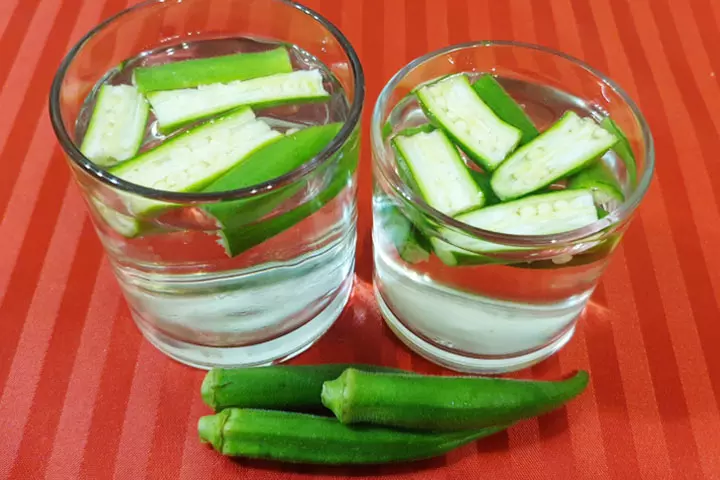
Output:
[[1, 0, 720, 478]]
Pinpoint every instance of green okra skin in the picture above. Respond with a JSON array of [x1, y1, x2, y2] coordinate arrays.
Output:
[[415, 74, 522, 172], [201, 123, 343, 235], [133, 47, 293, 93], [321, 368, 589, 432], [147, 69, 330, 133], [471, 74, 540, 145], [467, 169, 501, 206], [567, 159, 625, 217], [217, 128, 359, 256], [198, 408, 508, 465], [201, 363, 408, 412], [600, 117, 638, 187], [378, 203, 432, 264], [491, 111, 618, 201]]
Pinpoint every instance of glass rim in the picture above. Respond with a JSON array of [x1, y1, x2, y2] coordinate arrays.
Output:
[[371, 40, 655, 247], [48, 0, 365, 203]]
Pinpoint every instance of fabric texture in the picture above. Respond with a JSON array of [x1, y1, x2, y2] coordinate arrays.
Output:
[[1, 0, 719, 478]]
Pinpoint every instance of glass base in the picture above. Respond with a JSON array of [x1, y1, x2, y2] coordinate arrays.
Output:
[[375, 284, 576, 374], [133, 275, 353, 369]]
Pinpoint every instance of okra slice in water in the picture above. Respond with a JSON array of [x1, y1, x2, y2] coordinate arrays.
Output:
[[491, 111, 618, 201], [568, 159, 624, 216], [391, 128, 485, 216], [200, 123, 342, 249], [80, 84, 149, 167], [133, 47, 293, 93], [322, 368, 589, 432], [216, 130, 359, 257], [471, 74, 539, 145], [378, 203, 432, 264], [147, 69, 330, 132], [433, 189, 599, 265], [109, 107, 281, 216], [198, 408, 507, 465], [600, 117, 637, 187], [80, 85, 149, 236], [415, 74, 522, 171]]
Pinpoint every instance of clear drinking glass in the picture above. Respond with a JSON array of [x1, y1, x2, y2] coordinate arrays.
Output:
[[372, 41, 653, 373], [49, 0, 364, 369]]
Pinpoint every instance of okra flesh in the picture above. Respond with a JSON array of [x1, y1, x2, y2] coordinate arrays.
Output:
[[321, 368, 589, 432], [109, 108, 281, 215], [147, 69, 330, 132], [471, 74, 540, 145], [491, 111, 618, 201], [80, 84, 149, 166], [416, 74, 522, 171], [392, 129, 485, 216], [431, 190, 599, 263], [198, 408, 507, 464]]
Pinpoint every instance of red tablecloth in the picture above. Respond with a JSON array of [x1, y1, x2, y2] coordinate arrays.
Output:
[[2, 0, 720, 478]]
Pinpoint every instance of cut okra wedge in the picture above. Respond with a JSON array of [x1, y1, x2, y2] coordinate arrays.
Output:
[[80, 84, 149, 167], [471, 74, 539, 145], [391, 128, 486, 216], [109, 107, 281, 216], [217, 129, 360, 256], [415, 74, 522, 171], [147, 69, 330, 133], [378, 203, 432, 264], [600, 117, 637, 187], [201, 123, 343, 253], [133, 47, 293, 93], [432, 189, 599, 265], [568, 159, 624, 216], [491, 111, 618, 201]]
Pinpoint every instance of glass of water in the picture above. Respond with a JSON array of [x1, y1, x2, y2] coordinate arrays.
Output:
[[372, 41, 653, 373], [49, 0, 363, 369]]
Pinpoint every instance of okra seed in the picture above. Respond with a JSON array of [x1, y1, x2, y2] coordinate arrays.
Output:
[[553, 200, 569, 211], [520, 206, 536, 217]]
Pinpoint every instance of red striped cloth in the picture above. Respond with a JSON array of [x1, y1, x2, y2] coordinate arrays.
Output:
[[2, 0, 720, 478]]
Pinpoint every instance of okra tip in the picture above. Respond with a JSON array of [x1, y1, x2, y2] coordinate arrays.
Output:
[[198, 412, 227, 452], [567, 370, 590, 392], [200, 369, 222, 411]]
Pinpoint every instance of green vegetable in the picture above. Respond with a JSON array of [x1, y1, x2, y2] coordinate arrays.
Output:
[[201, 123, 343, 239], [392, 128, 485, 216], [378, 203, 432, 264], [198, 408, 508, 464], [133, 47, 293, 93], [491, 111, 618, 201], [80, 84, 149, 167], [201, 363, 407, 412], [467, 169, 501, 206], [416, 74, 521, 171], [147, 69, 330, 132], [568, 159, 624, 216], [471, 74, 539, 145], [109, 107, 281, 216], [600, 117, 637, 187], [431, 189, 599, 265], [321, 368, 589, 432], [216, 128, 359, 256]]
